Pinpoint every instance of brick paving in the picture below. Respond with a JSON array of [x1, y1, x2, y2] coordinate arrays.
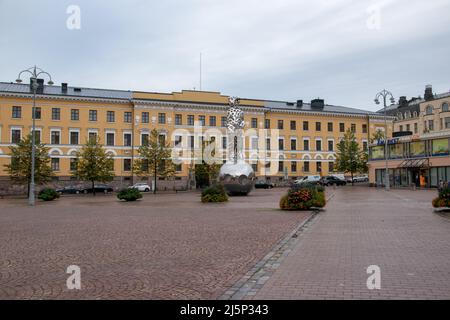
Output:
[[248, 187, 450, 300], [0, 189, 310, 299]]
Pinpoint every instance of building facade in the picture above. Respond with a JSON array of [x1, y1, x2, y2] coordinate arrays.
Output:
[[369, 85, 450, 188], [0, 80, 390, 194]]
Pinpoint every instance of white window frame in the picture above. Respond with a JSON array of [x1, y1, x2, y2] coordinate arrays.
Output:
[[10, 127, 22, 144]]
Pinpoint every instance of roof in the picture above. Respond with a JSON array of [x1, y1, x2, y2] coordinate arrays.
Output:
[[0, 82, 132, 100], [378, 91, 450, 114], [265, 100, 380, 116]]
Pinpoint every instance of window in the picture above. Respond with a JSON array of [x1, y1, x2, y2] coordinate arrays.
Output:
[[351, 123, 356, 132], [175, 114, 182, 125], [317, 161, 322, 173], [278, 138, 284, 150], [251, 163, 258, 172], [265, 119, 270, 129], [444, 117, 450, 129], [141, 133, 149, 146], [51, 158, 60, 171], [278, 120, 284, 130], [71, 109, 79, 121], [329, 162, 334, 172], [304, 161, 310, 172], [124, 112, 132, 123], [328, 140, 334, 151], [175, 164, 182, 172], [266, 138, 271, 151], [291, 139, 297, 150], [89, 110, 97, 121], [290, 120, 296, 130], [106, 133, 115, 146], [11, 129, 21, 143], [399, 125, 403, 132], [107, 111, 115, 122], [198, 115, 206, 126], [406, 124, 410, 132], [141, 112, 149, 123], [316, 122, 321, 131], [221, 116, 227, 127], [33, 107, 41, 119], [316, 140, 322, 151], [327, 122, 333, 132], [443, 102, 449, 112], [222, 136, 227, 149], [363, 141, 368, 151], [70, 131, 79, 145], [339, 123, 345, 132], [428, 120, 434, 131], [188, 115, 195, 126], [251, 118, 258, 128], [278, 161, 284, 173], [426, 105, 433, 115], [414, 123, 418, 133], [12, 106, 22, 118], [88, 132, 97, 142], [70, 158, 78, 171], [33, 130, 41, 143], [189, 135, 194, 149], [303, 139, 309, 151], [52, 108, 60, 120], [210, 116, 216, 127], [51, 131, 60, 144], [174, 135, 182, 147], [303, 121, 309, 131], [123, 159, 132, 172], [124, 133, 132, 146], [158, 113, 166, 124], [291, 161, 297, 173], [362, 124, 367, 133], [158, 134, 166, 145]]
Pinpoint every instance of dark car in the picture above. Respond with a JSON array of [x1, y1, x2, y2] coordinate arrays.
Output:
[[320, 176, 347, 186], [82, 184, 114, 194], [255, 180, 275, 189], [56, 186, 83, 195]]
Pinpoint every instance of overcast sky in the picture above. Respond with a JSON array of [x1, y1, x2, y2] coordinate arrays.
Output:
[[1, 0, 449, 111]]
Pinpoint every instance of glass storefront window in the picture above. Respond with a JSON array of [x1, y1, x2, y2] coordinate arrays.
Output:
[[370, 146, 385, 160], [432, 138, 449, 156], [389, 143, 404, 159], [410, 141, 425, 157]]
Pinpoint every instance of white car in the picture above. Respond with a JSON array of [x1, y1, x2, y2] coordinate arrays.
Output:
[[294, 175, 321, 185], [347, 175, 369, 183], [128, 183, 151, 192]]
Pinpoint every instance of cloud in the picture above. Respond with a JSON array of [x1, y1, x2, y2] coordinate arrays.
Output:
[[1, 0, 449, 111]]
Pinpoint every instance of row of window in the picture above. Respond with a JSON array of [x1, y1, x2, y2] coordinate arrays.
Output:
[[10, 106, 368, 134], [398, 118, 450, 134], [274, 161, 333, 173]]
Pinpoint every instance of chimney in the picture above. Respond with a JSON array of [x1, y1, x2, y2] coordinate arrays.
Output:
[[311, 98, 324, 109], [424, 85, 434, 101], [398, 96, 408, 107], [61, 83, 68, 93], [296, 100, 303, 108]]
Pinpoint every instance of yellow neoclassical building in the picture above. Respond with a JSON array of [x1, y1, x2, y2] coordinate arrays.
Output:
[[0, 80, 392, 193]]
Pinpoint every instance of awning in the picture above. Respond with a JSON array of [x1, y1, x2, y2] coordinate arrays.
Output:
[[398, 158, 429, 168]]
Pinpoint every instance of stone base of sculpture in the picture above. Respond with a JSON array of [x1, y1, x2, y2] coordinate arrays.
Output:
[[219, 161, 255, 196]]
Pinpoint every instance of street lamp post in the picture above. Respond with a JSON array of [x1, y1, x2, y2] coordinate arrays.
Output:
[[374, 89, 395, 191], [16, 66, 54, 206]]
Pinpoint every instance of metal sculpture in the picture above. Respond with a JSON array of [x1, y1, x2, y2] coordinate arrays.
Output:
[[219, 97, 255, 195]]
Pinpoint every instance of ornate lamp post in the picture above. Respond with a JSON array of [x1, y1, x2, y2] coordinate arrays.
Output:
[[374, 89, 395, 191], [16, 66, 54, 206]]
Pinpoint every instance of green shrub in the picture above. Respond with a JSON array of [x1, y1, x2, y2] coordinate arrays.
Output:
[[433, 187, 450, 208], [117, 188, 143, 202], [201, 184, 228, 203], [280, 185, 326, 210], [38, 188, 60, 201]]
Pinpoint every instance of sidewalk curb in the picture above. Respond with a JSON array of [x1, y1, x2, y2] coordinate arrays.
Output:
[[219, 191, 336, 300]]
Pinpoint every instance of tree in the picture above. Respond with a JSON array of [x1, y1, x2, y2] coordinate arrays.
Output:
[[134, 129, 175, 194], [370, 129, 385, 144], [335, 129, 368, 185], [73, 138, 114, 195], [194, 138, 222, 188], [4, 134, 53, 196]]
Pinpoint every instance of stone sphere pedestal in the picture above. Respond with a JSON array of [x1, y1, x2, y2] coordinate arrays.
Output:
[[219, 161, 255, 196]]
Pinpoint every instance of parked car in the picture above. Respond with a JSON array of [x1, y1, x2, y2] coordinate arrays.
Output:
[[347, 175, 369, 183], [294, 175, 321, 185], [128, 183, 151, 192], [255, 180, 275, 189], [82, 184, 114, 194], [56, 185, 83, 195], [320, 176, 347, 186]]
